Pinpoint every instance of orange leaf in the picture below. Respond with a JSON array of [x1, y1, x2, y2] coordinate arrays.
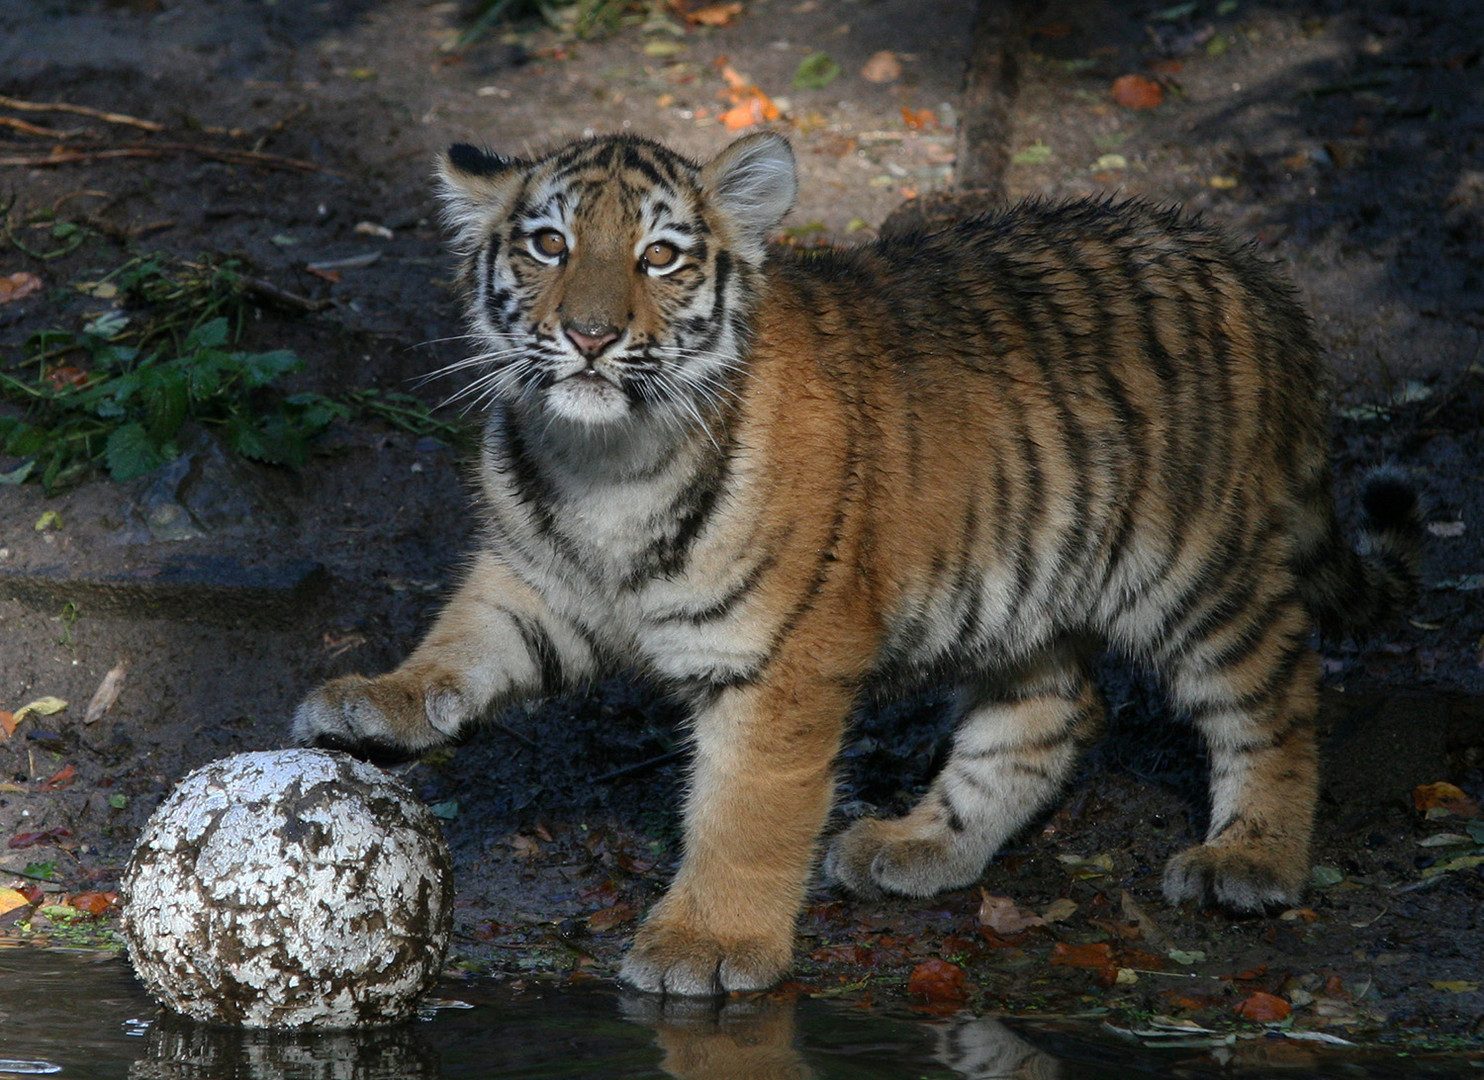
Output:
[[586, 902, 640, 932], [1234, 991, 1292, 1022], [0, 712, 15, 740], [68, 891, 116, 916], [683, 1, 742, 26], [0, 272, 43, 305], [720, 91, 779, 130], [900, 106, 936, 130], [860, 51, 902, 83], [1111, 74, 1164, 110], [907, 958, 967, 1003], [1049, 941, 1116, 970], [1413, 781, 1481, 818], [42, 764, 77, 790], [306, 266, 342, 284], [43, 364, 91, 390], [0, 888, 30, 917]]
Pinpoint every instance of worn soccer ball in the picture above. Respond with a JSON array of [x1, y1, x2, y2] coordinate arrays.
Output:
[[120, 749, 453, 1029]]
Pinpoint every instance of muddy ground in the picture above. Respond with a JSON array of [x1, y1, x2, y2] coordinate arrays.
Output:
[[0, 0, 1481, 1054]]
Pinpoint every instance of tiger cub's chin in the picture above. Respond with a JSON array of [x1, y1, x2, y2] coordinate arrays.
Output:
[[295, 131, 1423, 997]]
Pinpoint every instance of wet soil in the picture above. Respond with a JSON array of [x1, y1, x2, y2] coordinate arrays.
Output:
[[0, 0, 1481, 1055]]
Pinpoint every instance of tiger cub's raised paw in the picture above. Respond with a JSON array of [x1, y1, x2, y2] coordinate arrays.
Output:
[[292, 670, 472, 761]]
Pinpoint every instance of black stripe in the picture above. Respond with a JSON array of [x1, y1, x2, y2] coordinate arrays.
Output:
[[510, 612, 563, 694]]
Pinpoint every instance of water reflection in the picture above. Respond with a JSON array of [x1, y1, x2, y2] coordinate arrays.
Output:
[[127, 1013, 440, 1080], [619, 992, 1063, 1080], [1, 951, 1475, 1078]]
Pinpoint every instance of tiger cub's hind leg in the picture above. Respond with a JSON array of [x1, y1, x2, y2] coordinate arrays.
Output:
[[1161, 597, 1320, 914], [826, 642, 1104, 899]]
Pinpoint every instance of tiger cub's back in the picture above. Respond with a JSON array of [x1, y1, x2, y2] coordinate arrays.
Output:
[[743, 198, 1337, 676]]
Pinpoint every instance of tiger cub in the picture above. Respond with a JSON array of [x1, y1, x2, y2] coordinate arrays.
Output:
[[294, 132, 1422, 997]]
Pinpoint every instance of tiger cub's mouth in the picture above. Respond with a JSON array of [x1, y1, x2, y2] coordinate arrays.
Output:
[[545, 360, 630, 424]]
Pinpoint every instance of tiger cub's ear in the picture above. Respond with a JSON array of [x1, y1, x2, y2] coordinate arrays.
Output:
[[700, 132, 798, 264], [436, 144, 522, 235]]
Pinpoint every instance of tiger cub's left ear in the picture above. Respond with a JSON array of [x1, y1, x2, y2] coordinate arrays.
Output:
[[700, 132, 798, 264]]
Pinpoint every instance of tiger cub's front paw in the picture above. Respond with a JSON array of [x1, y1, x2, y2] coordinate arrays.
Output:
[[292, 671, 472, 759], [618, 916, 792, 998], [1162, 843, 1304, 915]]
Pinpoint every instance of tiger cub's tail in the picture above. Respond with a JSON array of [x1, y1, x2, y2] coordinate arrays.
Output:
[[1298, 469, 1425, 638]]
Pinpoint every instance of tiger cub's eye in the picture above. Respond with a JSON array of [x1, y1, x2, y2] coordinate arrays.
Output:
[[643, 241, 679, 270], [533, 229, 567, 258]]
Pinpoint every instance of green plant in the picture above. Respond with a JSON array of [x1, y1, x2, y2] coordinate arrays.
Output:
[[0, 253, 464, 490], [458, 0, 633, 45]]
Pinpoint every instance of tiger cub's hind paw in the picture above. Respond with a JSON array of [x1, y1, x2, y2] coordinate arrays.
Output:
[[1162, 843, 1304, 915], [824, 817, 984, 901]]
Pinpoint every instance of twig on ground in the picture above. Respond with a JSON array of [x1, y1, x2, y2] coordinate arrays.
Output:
[[0, 142, 340, 176], [0, 94, 164, 132]]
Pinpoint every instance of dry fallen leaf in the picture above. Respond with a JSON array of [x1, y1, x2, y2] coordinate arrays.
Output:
[[977, 889, 1046, 935], [42, 763, 77, 790], [85, 663, 127, 725], [586, 903, 640, 932], [0, 888, 31, 917], [0, 711, 15, 740], [1042, 897, 1078, 922], [1413, 781, 1480, 818], [861, 50, 902, 83], [681, 1, 742, 26], [907, 958, 967, 1003], [1233, 991, 1292, 1023], [9, 697, 68, 729], [1111, 73, 1164, 109], [1049, 941, 1116, 971], [67, 890, 117, 916], [0, 271, 43, 304]]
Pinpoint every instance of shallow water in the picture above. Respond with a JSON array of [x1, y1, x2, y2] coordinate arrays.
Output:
[[0, 950, 1478, 1079]]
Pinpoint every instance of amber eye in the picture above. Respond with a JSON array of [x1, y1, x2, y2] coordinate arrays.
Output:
[[642, 241, 679, 271], [531, 229, 567, 259]]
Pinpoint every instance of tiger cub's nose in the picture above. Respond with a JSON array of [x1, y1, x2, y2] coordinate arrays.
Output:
[[565, 325, 619, 357]]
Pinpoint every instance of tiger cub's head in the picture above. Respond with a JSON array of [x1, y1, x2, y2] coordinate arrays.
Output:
[[437, 132, 797, 427]]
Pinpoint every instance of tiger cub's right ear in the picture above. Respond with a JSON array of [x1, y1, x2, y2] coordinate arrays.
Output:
[[437, 144, 522, 231]]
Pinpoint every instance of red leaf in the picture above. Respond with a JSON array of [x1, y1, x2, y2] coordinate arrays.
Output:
[[810, 942, 875, 965], [586, 903, 640, 932], [7, 826, 72, 849], [1049, 941, 1116, 970], [68, 891, 116, 916], [1234, 991, 1292, 1022], [1111, 74, 1164, 109], [42, 764, 77, 790], [907, 958, 967, 1003]]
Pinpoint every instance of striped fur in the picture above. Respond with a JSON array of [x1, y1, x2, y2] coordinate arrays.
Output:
[[293, 133, 1423, 997]]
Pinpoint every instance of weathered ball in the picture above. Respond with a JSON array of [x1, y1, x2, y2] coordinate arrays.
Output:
[[120, 748, 453, 1029]]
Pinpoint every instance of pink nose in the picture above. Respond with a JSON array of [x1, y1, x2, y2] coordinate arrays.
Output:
[[565, 327, 618, 356]]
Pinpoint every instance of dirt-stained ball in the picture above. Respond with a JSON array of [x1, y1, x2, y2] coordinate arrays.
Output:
[[120, 748, 453, 1029]]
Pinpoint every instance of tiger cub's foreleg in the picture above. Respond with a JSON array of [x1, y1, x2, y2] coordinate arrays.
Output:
[[293, 551, 598, 757], [826, 642, 1103, 899], [620, 675, 850, 996], [1162, 597, 1319, 912]]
